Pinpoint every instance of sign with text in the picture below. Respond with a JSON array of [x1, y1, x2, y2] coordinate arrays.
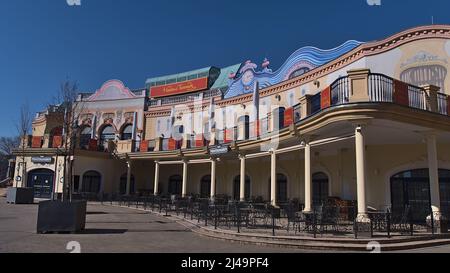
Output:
[[31, 157, 53, 164], [150, 77, 208, 98]]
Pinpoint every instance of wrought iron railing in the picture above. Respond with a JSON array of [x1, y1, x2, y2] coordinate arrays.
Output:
[[368, 73, 394, 102], [331, 76, 350, 105], [408, 85, 427, 111], [438, 93, 448, 115]]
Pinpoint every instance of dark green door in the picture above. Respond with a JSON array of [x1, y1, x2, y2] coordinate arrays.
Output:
[[27, 169, 54, 199]]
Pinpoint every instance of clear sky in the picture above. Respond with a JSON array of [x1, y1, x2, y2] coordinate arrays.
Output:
[[1, 0, 450, 136]]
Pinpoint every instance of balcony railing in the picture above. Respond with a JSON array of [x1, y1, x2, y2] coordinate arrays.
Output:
[[368, 73, 393, 102], [438, 92, 449, 115], [331, 76, 350, 105]]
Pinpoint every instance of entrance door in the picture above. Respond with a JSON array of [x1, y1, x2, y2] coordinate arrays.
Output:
[[27, 169, 54, 199], [391, 169, 431, 223], [200, 175, 211, 198], [168, 175, 182, 196]]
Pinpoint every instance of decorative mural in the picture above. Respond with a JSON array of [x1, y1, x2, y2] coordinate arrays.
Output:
[[224, 40, 363, 98], [399, 51, 448, 91]]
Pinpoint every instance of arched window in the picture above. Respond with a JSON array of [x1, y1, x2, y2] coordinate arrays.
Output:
[[121, 124, 133, 140], [233, 175, 251, 201], [119, 173, 135, 195], [313, 172, 329, 206], [168, 175, 182, 196], [200, 175, 211, 198], [390, 169, 450, 223], [80, 126, 92, 149], [289, 67, 310, 79], [100, 125, 115, 150], [82, 171, 101, 194]]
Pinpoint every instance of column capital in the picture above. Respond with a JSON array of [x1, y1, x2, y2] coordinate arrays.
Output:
[[238, 153, 246, 160], [210, 157, 218, 162], [418, 130, 440, 139], [301, 134, 317, 144]]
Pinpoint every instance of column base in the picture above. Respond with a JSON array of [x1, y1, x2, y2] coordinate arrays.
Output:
[[356, 213, 371, 224], [354, 213, 372, 238], [426, 212, 449, 234]]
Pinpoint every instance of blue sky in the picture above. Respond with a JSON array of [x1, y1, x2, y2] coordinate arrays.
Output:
[[1, 0, 450, 136]]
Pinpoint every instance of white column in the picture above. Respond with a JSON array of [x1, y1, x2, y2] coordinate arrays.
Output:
[[355, 125, 368, 221], [270, 150, 277, 206], [210, 159, 216, 200], [304, 142, 312, 212], [153, 161, 160, 195], [126, 160, 132, 195], [427, 133, 441, 217], [240, 155, 246, 202], [182, 160, 188, 197]]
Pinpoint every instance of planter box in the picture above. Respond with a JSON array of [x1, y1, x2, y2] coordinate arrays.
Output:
[[37, 200, 87, 234], [6, 188, 34, 204]]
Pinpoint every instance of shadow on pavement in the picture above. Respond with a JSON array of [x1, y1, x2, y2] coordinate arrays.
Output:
[[79, 228, 128, 235]]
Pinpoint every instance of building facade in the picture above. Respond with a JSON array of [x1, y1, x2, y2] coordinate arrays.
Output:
[[13, 25, 450, 224]]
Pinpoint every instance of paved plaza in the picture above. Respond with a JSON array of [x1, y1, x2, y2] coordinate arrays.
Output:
[[0, 198, 449, 253]]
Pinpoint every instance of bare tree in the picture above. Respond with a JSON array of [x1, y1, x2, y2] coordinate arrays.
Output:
[[56, 79, 85, 202], [0, 136, 19, 181], [0, 136, 20, 156], [15, 103, 32, 187]]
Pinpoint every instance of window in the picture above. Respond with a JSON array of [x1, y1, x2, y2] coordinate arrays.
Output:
[[168, 175, 182, 196], [268, 174, 288, 204], [80, 126, 92, 149], [100, 125, 115, 150], [121, 124, 133, 140], [289, 67, 310, 79], [312, 172, 329, 206], [119, 174, 135, 195], [237, 116, 250, 140], [273, 107, 285, 131], [391, 169, 430, 223], [82, 171, 101, 194]]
